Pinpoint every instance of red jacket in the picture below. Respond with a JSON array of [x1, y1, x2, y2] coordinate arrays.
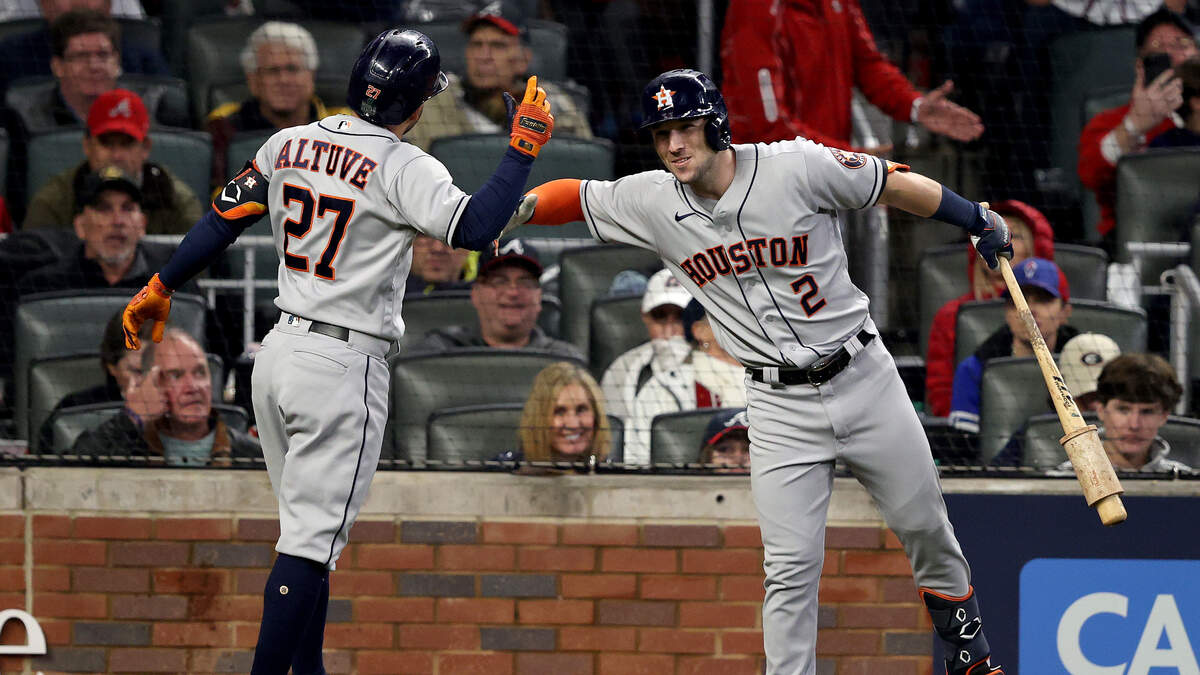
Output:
[[924, 200, 1063, 417], [1077, 103, 1174, 237], [720, 0, 920, 146]]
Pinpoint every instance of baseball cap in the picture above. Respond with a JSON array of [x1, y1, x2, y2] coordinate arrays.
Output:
[[641, 269, 691, 313], [77, 165, 142, 213], [1004, 257, 1063, 299], [87, 89, 150, 142], [701, 408, 749, 449], [1059, 333, 1121, 397], [463, 0, 527, 37], [477, 238, 542, 278]]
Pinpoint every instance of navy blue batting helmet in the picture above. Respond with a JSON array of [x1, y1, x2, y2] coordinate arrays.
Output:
[[348, 29, 449, 126], [639, 69, 731, 151]]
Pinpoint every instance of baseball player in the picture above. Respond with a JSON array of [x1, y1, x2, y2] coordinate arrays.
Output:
[[120, 30, 554, 675], [509, 70, 1010, 674]]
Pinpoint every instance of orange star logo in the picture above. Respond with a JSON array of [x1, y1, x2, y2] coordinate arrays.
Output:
[[653, 85, 676, 110]]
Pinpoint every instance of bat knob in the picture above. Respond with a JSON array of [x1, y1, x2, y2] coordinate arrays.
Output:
[[1095, 494, 1127, 526]]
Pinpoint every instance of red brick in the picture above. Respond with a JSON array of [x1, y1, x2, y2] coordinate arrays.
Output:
[[0, 514, 24, 538], [438, 544, 515, 571], [0, 541, 21, 565], [38, 618, 71, 645], [681, 550, 761, 574], [236, 518, 280, 541], [815, 629, 881, 655], [110, 648, 188, 672], [722, 525, 762, 548], [679, 602, 758, 628], [33, 514, 71, 537], [235, 569, 270, 594], [841, 657, 924, 674], [436, 598, 513, 623], [154, 517, 232, 540], [518, 547, 596, 571], [638, 628, 716, 653], [721, 575, 765, 601], [884, 529, 904, 549], [234, 624, 259, 648], [34, 592, 107, 618], [33, 541, 106, 565], [826, 526, 884, 549], [640, 575, 717, 600], [73, 567, 149, 593], [722, 630, 765, 654], [152, 621, 232, 646], [516, 653, 594, 675], [0, 567, 22, 591], [354, 597, 436, 623], [560, 626, 637, 651], [839, 605, 922, 629], [560, 523, 638, 546], [561, 574, 637, 598], [357, 650, 434, 675], [349, 519, 396, 543], [600, 548, 676, 573], [596, 600, 674, 627], [111, 595, 189, 620], [324, 623, 394, 648], [438, 653, 513, 675], [823, 549, 842, 576], [152, 569, 228, 594], [482, 521, 559, 544], [598, 653, 674, 675], [355, 544, 435, 570], [32, 566, 68, 591], [517, 599, 593, 624], [399, 624, 479, 650], [678, 656, 762, 675], [110, 541, 191, 567], [882, 578, 919, 603], [843, 551, 913, 576], [642, 525, 721, 548], [73, 516, 152, 539], [330, 570, 393, 596], [819, 577, 879, 603], [187, 595, 261, 621]]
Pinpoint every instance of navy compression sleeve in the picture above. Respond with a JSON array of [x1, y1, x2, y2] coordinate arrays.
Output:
[[450, 147, 534, 250], [158, 209, 247, 289]]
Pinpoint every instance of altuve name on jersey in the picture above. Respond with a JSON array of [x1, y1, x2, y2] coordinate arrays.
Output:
[[679, 234, 812, 287], [274, 137, 379, 191]]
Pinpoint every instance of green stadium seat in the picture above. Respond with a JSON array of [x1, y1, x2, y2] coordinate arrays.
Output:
[[979, 357, 1051, 463], [558, 244, 661, 358], [398, 291, 562, 350], [917, 243, 969, 358], [1054, 244, 1109, 301], [1023, 412, 1200, 470], [429, 133, 615, 193], [426, 403, 624, 466], [49, 402, 250, 459], [1115, 148, 1200, 285], [954, 299, 1147, 367], [589, 295, 646, 377], [650, 408, 742, 466]]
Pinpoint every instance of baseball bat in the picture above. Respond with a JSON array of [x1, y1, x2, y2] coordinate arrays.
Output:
[[993, 253, 1126, 526]]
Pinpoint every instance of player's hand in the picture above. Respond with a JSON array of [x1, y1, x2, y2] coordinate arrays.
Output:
[[509, 76, 554, 158], [970, 201, 1013, 270], [123, 365, 167, 423], [1126, 62, 1182, 135], [497, 194, 538, 243], [123, 273, 173, 350], [916, 80, 984, 143]]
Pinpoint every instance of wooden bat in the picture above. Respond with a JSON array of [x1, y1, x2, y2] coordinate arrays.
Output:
[[995, 254, 1126, 526]]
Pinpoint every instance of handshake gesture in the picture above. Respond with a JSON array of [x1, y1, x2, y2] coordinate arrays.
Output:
[[504, 75, 555, 158]]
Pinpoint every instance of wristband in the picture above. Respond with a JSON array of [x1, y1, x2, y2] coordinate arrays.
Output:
[[1121, 116, 1146, 146], [931, 185, 988, 235]]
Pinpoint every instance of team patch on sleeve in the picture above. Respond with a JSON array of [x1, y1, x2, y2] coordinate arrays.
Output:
[[213, 161, 269, 224], [828, 147, 867, 169]]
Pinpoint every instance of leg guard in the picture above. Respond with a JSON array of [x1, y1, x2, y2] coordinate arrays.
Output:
[[920, 586, 1004, 675]]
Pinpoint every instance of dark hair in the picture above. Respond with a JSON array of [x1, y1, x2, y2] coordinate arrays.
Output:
[[1177, 58, 1200, 122], [1135, 8, 1193, 52], [99, 311, 130, 369], [1095, 353, 1182, 410], [51, 9, 120, 58]]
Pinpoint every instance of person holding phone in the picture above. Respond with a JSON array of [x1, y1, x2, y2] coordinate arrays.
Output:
[[1078, 8, 1198, 241]]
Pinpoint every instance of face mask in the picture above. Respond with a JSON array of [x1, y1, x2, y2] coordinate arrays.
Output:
[[651, 335, 692, 370]]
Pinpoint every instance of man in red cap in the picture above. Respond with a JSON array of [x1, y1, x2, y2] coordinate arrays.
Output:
[[23, 88, 202, 234]]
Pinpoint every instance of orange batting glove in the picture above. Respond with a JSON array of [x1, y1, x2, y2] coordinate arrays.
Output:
[[507, 75, 554, 158], [123, 273, 173, 349]]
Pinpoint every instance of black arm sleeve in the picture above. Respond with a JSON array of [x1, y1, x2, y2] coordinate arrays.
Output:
[[450, 147, 534, 250]]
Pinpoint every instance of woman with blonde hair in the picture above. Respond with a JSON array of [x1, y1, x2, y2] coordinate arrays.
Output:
[[518, 362, 612, 464]]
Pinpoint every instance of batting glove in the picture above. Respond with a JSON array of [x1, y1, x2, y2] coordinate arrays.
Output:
[[969, 206, 1013, 270], [506, 76, 554, 158], [123, 273, 173, 350], [497, 194, 538, 242]]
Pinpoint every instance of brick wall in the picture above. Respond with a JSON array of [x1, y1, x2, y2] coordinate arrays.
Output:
[[0, 512, 934, 675]]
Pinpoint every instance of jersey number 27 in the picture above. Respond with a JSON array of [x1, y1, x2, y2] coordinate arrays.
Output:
[[281, 184, 354, 281]]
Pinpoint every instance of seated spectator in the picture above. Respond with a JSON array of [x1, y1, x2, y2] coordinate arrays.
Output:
[[926, 200, 1060, 417], [405, 234, 477, 296], [0, 0, 147, 23], [70, 328, 260, 465], [1149, 57, 1200, 148], [206, 22, 353, 190], [23, 88, 203, 234], [949, 258, 1079, 433], [497, 361, 611, 466], [402, 1, 592, 151], [1078, 9, 1199, 240], [412, 238, 583, 359], [18, 165, 198, 296], [699, 408, 750, 474], [1058, 332, 1122, 410]]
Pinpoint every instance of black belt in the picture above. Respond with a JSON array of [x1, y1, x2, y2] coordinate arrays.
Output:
[[748, 329, 875, 387], [291, 315, 350, 342]]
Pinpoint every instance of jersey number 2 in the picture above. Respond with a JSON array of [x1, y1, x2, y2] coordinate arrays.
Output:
[[282, 184, 355, 280], [790, 274, 826, 317]]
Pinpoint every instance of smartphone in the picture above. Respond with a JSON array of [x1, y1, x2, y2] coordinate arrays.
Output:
[[1142, 52, 1173, 84]]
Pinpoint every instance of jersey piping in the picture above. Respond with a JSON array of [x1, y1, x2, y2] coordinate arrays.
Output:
[[326, 356, 372, 567]]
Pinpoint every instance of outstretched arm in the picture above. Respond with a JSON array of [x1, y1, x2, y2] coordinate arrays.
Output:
[[879, 170, 1012, 269]]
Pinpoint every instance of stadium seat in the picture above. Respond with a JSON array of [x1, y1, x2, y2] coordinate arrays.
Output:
[[162, 0, 227, 75], [386, 349, 585, 464], [224, 130, 276, 180], [13, 290, 207, 440], [48, 402, 250, 458], [558, 244, 661, 358], [917, 243, 970, 358], [6, 74, 191, 134], [1023, 412, 1200, 470], [0, 18, 40, 43], [426, 403, 624, 465], [1115, 148, 1200, 285], [979, 357, 1052, 463], [409, 18, 569, 81], [954, 299, 1147, 367], [650, 408, 741, 466], [429, 133, 615, 194], [1054, 244, 1109, 301], [398, 291, 562, 350], [589, 295, 646, 376], [25, 130, 85, 198]]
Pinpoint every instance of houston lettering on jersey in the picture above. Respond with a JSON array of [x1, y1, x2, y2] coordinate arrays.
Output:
[[274, 137, 379, 191], [679, 234, 811, 285]]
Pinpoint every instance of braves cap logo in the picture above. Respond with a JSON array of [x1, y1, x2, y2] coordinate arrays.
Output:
[[653, 85, 676, 111], [365, 84, 381, 100], [498, 239, 526, 256], [828, 147, 866, 169], [108, 97, 132, 119], [726, 410, 749, 429]]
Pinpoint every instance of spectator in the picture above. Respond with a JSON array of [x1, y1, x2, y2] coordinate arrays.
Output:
[[720, 0, 983, 149], [1149, 57, 1200, 147], [402, 1, 592, 151], [412, 238, 583, 359], [70, 328, 259, 465], [206, 22, 353, 190], [699, 408, 750, 474], [405, 234, 477, 296], [0, 0, 146, 22], [23, 88, 203, 234], [18, 165, 197, 296], [1078, 8, 1199, 240], [502, 361, 611, 465], [925, 200, 1060, 417], [949, 257, 1079, 433], [1058, 332, 1122, 410]]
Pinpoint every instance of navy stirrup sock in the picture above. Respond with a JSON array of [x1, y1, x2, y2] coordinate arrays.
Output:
[[250, 553, 328, 675], [290, 574, 330, 675]]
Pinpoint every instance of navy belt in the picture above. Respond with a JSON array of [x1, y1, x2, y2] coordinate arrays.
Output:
[[748, 329, 875, 387], [307, 319, 350, 342]]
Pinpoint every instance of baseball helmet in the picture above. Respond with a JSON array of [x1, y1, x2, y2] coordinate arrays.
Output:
[[347, 29, 449, 126], [638, 69, 731, 151]]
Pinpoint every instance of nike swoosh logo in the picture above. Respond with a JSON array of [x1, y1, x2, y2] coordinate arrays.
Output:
[[674, 212, 695, 222]]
